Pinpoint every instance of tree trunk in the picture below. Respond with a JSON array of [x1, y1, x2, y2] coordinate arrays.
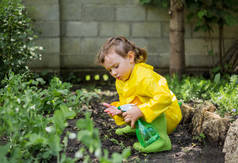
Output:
[[169, 0, 185, 79]]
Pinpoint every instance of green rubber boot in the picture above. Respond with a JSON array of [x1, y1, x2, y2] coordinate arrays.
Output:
[[133, 113, 171, 153], [115, 125, 136, 135]]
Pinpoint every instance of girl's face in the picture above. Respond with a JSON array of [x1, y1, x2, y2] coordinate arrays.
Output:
[[103, 51, 135, 81]]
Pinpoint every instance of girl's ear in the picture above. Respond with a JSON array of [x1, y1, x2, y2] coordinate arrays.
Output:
[[128, 51, 135, 64]]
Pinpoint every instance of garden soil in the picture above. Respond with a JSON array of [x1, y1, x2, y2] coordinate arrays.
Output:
[[64, 85, 225, 163]]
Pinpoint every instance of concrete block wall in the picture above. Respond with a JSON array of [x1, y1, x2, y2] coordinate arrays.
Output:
[[23, 0, 60, 71], [23, 0, 238, 72]]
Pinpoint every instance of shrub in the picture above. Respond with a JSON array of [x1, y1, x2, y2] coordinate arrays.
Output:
[[166, 74, 238, 117], [210, 75, 238, 117], [0, 0, 42, 81]]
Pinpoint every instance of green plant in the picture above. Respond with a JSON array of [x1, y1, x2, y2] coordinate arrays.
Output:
[[166, 74, 213, 101], [0, 73, 76, 162], [166, 74, 238, 117], [0, 0, 42, 81], [0, 72, 129, 162], [186, 0, 238, 72], [193, 133, 206, 144], [140, 0, 238, 73], [210, 75, 238, 117], [76, 113, 131, 162], [0, 72, 97, 162], [140, 0, 169, 7]]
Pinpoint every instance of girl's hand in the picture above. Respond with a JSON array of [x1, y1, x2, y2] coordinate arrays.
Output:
[[122, 105, 143, 128], [102, 102, 122, 117]]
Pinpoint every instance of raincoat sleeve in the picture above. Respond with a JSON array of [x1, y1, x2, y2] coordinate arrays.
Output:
[[137, 77, 175, 123], [110, 101, 127, 126]]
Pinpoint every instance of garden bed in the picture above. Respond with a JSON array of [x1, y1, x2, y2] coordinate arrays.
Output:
[[1, 75, 235, 162], [63, 86, 225, 162]]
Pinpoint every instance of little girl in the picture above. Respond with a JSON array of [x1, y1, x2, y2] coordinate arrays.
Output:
[[97, 36, 182, 153]]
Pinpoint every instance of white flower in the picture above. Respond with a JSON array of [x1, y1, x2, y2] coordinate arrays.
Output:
[[45, 126, 53, 133], [69, 107, 72, 111], [30, 105, 35, 110], [69, 132, 76, 139], [94, 148, 101, 157], [75, 151, 83, 159], [16, 107, 19, 112], [17, 98, 21, 104]]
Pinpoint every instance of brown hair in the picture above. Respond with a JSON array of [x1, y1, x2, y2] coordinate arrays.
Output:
[[97, 36, 147, 64]]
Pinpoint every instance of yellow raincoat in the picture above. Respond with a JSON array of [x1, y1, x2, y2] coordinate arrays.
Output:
[[111, 63, 182, 134]]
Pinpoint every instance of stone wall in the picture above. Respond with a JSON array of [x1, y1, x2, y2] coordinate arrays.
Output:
[[23, 0, 238, 73]]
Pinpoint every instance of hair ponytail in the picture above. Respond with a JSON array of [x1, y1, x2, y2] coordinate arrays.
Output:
[[97, 36, 148, 64], [134, 47, 147, 63]]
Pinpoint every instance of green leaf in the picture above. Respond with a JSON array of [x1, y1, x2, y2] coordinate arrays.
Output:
[[198, 10, 207, 19], [53, 89, 68, 96], [77, 130, 93, 146], [111, 153, 123, 163], [214, 73, 221, 84], [47, 134, 61, 155], [36, 78, 46, 85], [224, 14, 238, 26], [60, 104, 76, 119], [25, 133, 47, 146], [121, 147, 131, 159], [60, 153, 75, 163], [139, 0, 152, 5], [208, 49, 214, 55], [0, 144, 10, 163], [76, 113, 93, 130], [52, 109, 65, 134]]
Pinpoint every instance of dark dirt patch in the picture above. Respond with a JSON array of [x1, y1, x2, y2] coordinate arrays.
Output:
[[64, 86, 225, 163]]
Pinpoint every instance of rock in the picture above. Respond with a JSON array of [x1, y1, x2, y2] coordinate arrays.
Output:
[[192, 107, 206, 135], [203, 103, 216, 112], [223, 119, 238, 163], [201, 111, 230, 144], [181, 104, 195, 124], [192, 105, 230, 145]]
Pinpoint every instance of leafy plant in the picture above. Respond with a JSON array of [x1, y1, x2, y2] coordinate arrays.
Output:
[[0, 73, 76, 162], [140, 0, 169, 7], [186, 0, 238, 72], [140, 0, 238, 73], [166, 74, 238, 117], [0, 72, 129, 162], [0, 0, 42, 82], [210, 75, 238, 117], [193, 133, 206, 144], [76, 113, 131, 163]]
